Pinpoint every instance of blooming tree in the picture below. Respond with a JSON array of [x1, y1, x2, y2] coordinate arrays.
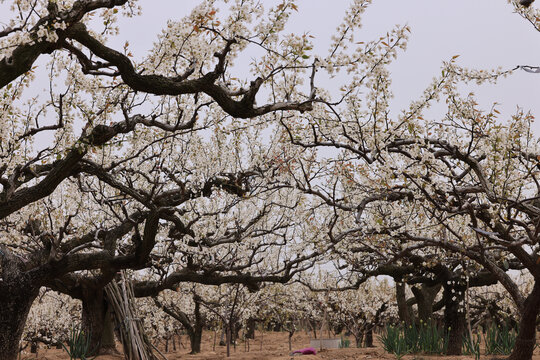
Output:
[[0, 0, 333, 356], [1, 0, 538, 359], [23, 290, 81, 349]]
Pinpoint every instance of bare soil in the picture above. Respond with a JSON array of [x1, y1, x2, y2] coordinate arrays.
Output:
[[22, 331, 540, 360]]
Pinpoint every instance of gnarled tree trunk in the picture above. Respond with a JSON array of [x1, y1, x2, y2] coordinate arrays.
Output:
[[444, 284, 465, 355], [412, 283, 441, 323], [396, 282, 412, 326], [364, 329, 373, 347], [0, 250, 40, 360], [0, 285, 38, 360], [189, 325, 203, 354], [81, 286, 117, 355], [508, 280, 540, 360], [81, 287, 106, 354], [189, 297, 204, 354], [153, 293, 205, 354]]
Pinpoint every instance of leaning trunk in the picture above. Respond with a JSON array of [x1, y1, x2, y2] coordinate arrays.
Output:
[[288, 329, 295, 351], [0, 251, 40, 360], [0, 282, 39, 359], [508, 280, 540, 360]]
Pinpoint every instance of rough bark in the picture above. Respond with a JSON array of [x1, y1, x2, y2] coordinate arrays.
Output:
[[189, 297, 204, 354], [412, 283, 440, 323], [443, 285, 466, 355], [51, 273, 118, 356], [396, 282, 412, 326], [245, 318, 256, 339], [0, 266, 40, 360], [81, 287, 109, 355], [190, 325, 203, 354], [508, 280, 540, 360], [364, 329, 373, 347], [100, 305, 117, 353], [355, 333, 364, 348]]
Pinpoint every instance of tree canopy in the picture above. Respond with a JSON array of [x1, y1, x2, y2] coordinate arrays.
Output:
[[1, 1, 540, 359]]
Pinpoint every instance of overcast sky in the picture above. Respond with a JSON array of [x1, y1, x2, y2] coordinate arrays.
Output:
[[3, 1, 539, 135], [109, 0, 540, 133]]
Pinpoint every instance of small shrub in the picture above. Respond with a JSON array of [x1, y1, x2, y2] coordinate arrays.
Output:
[[403, 322, 418, 352], [62, 328, 95, 360], [379, 321, 449, 358], [379, 325, 409, 359], [415, 320, 448, 354], [339, 336, 351, 348], [484, 323, 516, 355], [462, 332, 481, 360]]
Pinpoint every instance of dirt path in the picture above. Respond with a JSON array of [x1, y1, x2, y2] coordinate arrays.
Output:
[[25, 331, 540, 360]]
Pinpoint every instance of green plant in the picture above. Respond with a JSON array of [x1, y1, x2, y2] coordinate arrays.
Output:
[[62, 328, 96, 360], [462, 332, 481, 360], [339, 336, 351, 348], [405, 320, 448, 354], [379, 321, 449, 358], [415, 320, 448, 354], [403, 322, 419, 352], [379, 325, 409, 359], [484, 323, 516, 355]]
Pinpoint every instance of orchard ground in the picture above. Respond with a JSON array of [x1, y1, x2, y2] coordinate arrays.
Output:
[[24, 331, 540, 360]]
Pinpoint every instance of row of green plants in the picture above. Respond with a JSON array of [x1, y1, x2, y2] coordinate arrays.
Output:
[[380, 322, 517, 359], [62, 328, 96, 360], [49, 322, 519, 359], [484, 323, 517, 355], [462, 323, 517, 360], [379, 321, 448, 359]]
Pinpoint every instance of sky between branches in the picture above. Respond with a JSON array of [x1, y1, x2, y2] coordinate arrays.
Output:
[[107, 0, 540, 133], [1, 0, 538, 135]]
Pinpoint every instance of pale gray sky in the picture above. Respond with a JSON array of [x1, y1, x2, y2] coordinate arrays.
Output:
[[2, 1, 539, 134], [112, 0, 540, 133]]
